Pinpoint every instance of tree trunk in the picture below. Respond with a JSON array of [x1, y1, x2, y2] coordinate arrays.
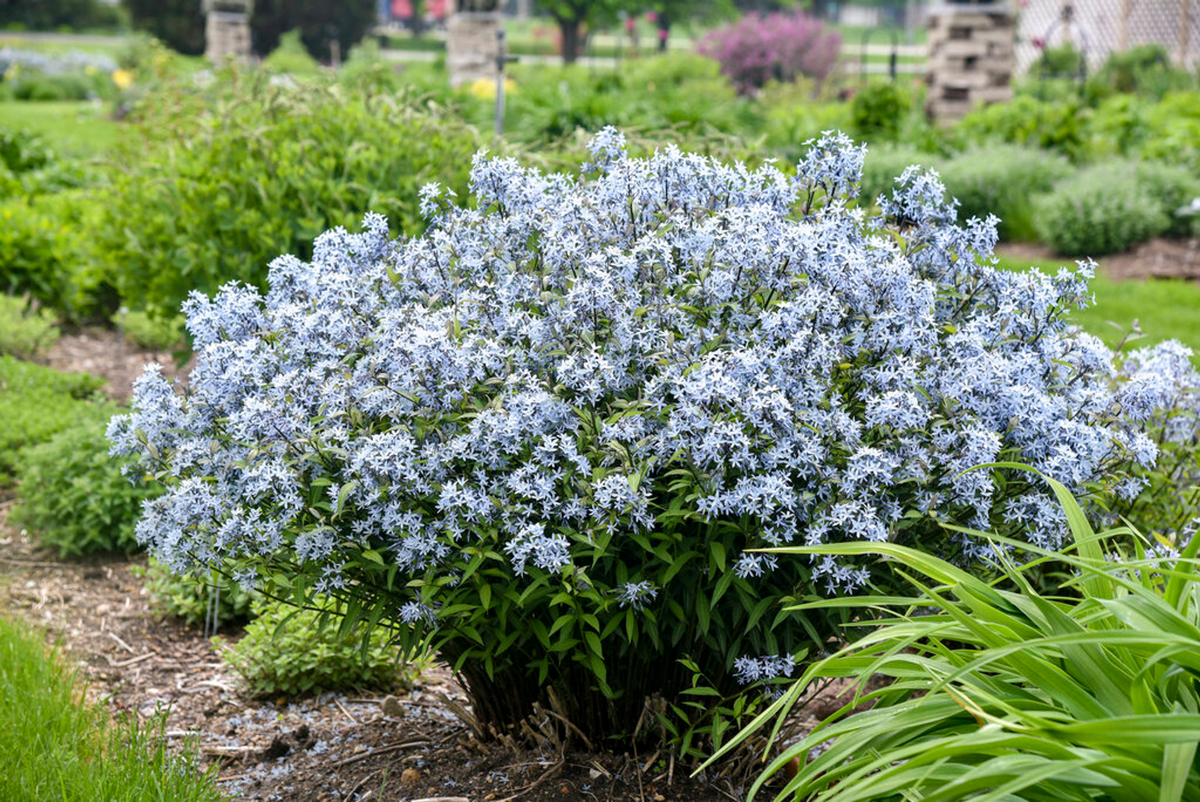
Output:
[[556, 15, 583, 65], [657, 13, 670, 53]]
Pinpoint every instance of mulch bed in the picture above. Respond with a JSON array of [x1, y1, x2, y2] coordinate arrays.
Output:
[[39, 325, 192, 404], [0, 518, 781, 801]]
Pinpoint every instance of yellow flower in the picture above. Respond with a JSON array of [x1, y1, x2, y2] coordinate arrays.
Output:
[[84, 65, 97, 76], [112, 69, 134, 89], [467, 76, 516, 100]]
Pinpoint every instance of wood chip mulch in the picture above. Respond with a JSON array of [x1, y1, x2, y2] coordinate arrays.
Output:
[[0, 512, 784, 801]]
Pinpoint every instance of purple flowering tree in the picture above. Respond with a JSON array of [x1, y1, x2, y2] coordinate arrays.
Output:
[[111, 130, 1175, 742], [698, 12, 842, 95]]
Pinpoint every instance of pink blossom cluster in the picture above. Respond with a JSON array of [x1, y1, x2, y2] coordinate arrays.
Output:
[[699, 11, 841, 95]]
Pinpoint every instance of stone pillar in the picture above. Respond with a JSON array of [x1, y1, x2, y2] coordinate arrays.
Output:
[[204, 0, 253, 64], [446, 0, 502, 87], [925, 2, 1015, 121]]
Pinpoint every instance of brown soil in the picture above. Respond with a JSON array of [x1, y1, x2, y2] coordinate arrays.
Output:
[[998, 237, 1200, 282], [1, 512, 845, 801], [39, 326, 192, 403]]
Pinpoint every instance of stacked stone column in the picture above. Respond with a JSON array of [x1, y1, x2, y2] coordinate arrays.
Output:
[[925, 3, 1015, 120], [446, 0, 502, 87], [204, 0, 253, 64]]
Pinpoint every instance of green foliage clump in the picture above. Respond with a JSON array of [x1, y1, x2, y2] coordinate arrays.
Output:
[[337, 38, 403, 94], [849, 81, 912, 141], [497, 56, 756, 146], [0, 615, 222, 802], [1033, 42, 1086, 78], [0, 128, 50, 174], [115, 309, 185, 352], [13, 419, 158, 557], [938, 144, 1073, 240], [1129, 91, 1200, 170], [1085, 91, 1200, 170], [1090, 44, 1195, 100], [958, 94, 1087, 160], [261, 30, 321, 76], [0, 128, 91, 199], [1135, 160, 1200, 238], [720, 474, 1200, 801], [1032, 162, 1169, 256], [0, 192, 99, 315], [0, 294, 59, 359], [0, 356, 111, 485], [93, 75, 481, 315], [138, 559, 256, 626], [222, 599, 415, 698], [758, 82, 853, 163], [5, 72, 96, 102]]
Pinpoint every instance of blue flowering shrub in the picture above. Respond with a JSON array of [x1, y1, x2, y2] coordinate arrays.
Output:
[[110, 131, 1179, 743], [1112, 342, 1200, 536]]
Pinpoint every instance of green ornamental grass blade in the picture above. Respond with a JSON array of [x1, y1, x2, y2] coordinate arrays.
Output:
[[722, 472, 1200, 802], [1161, 716, 1198, 802]]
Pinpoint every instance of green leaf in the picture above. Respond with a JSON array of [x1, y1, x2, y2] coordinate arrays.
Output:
[[711, 540, 726, 573], [334, 480, 359, 517], [1161, 712, 1198, 802]]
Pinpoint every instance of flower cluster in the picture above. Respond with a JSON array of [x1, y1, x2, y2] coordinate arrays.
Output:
[[733, 654, 797, 686], [698, 12, 841, 94], [1111, 339, 1200, 533], [0, 47, 117, 76], [111, 128, 1174, 589], [110, 130, 1183, 735]]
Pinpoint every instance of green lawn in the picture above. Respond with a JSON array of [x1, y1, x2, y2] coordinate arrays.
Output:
[[0, 614, 223, 802], [0, 100, 123, 156], [996, 254, 1200, 357]]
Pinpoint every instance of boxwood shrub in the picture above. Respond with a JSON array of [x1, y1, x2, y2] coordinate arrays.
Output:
[[939, 144, 1073, 241]]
